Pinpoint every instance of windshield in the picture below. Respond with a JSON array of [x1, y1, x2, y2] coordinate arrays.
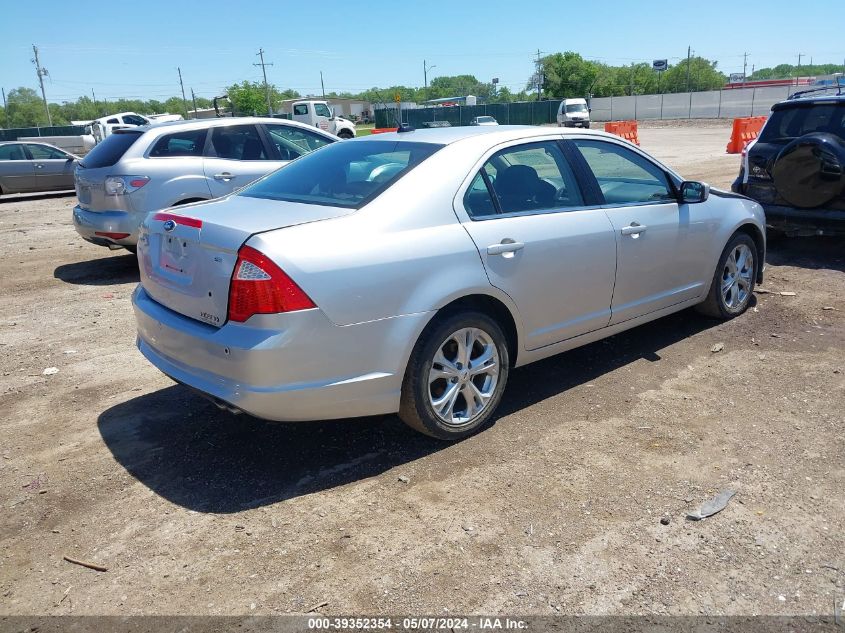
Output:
[[566, 103, 588, 113], [759, 103, 845, 142], [477, 117, 494, 123], [241, 140, 443, 209]]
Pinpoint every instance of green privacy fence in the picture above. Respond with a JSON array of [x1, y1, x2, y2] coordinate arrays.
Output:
[[375, 100, 564, 129], [0, 125, 86, 142]]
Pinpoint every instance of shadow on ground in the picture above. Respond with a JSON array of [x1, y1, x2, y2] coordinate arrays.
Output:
[[0, 190, 75, 203], [98, 309, 721, 514], [766, 236, 845, 273], [54, 253, 139, 286]]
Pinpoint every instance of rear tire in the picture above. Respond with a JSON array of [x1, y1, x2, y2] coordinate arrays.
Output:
[[399, 311, 509, 440], [695, 233, 757, 319]]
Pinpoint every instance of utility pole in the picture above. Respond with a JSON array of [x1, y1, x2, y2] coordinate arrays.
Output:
[[796, 53, 803, 85], [535, 49, 543, 101], [2, 87, 8, 129], [31, 45, 52, 126], [177, 67, 188, 118], [190, 88, 198, 118], [254, 48, 274, 115], [91, 89, 98, 116], [743, 51, 748, 86], [685, 45, 692, 92], [320, 71, 325, 99]]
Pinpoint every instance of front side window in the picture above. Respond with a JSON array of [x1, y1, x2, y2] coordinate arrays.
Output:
[[315, 103, 332, 118], [293, 104, 308, 116], [241, 140, 442, 209], [106, 118, 119, 124], [149, 129, 207, 157], [26, 144, 70, 160], [0, 144, 27, 160], [209, 125, 267, 160], [464, 141, 584, 217], [572, 139, 674, 205], [264, 124, 333, 160]]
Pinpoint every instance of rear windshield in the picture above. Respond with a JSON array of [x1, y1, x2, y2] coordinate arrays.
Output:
[[81, 131, 142, 168], [241, 140, 443, 209], [760, 103, 845, 143]]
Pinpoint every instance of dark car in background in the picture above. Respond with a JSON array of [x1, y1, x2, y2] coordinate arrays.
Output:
[[732, 90, 845, 236]]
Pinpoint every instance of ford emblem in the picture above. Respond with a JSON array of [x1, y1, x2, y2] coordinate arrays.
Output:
[[163, 219, 176, 232]]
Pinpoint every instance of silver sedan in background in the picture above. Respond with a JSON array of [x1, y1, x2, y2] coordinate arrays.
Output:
[[0, 141, 78, 195], [132, 126, 765, 440]]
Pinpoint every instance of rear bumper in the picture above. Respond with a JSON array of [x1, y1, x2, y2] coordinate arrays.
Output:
[[73, 205, 144, 247], [132, 285, 432, 422], [731, 182, 845, 236], [559, 120, 590, 128]]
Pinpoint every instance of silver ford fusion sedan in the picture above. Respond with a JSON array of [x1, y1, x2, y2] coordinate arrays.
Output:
[[133, 126, 765, 440]]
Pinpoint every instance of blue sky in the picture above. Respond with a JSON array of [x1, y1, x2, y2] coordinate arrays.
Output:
[[1, 0, 843, 103]]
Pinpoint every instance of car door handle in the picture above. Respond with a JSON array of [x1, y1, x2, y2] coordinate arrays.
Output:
[[487, 240, 525, 256], [621, 223, 647, 236], [213, 172, 235, 181], [35, 164, 44, 169]]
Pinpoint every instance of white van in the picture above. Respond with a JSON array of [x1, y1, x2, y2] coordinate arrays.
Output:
[[556, 98, 591, 128]]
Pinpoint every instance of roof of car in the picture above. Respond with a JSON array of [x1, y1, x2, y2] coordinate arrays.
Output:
[[121, 116, 335, 136], [776, 92, 845, 109], [353, 125, 612, 145]]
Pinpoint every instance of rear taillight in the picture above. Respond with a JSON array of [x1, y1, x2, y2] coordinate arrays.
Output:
[[105, 175, 149, 195], [228, 245, 315, 322], [152, 212, 203, 228]]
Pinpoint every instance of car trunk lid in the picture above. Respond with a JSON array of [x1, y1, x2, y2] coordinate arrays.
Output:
[[137, 195, 354, 326]]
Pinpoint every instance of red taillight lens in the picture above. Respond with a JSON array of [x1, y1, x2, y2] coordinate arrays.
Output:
[[95, 231, 130, 240], [228, 245, 315, 322], [129, 177, 150, 188], [152, 212, 203, 228]]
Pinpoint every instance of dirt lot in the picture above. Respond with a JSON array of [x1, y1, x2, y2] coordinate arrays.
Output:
[[1, 124, 843, 618]]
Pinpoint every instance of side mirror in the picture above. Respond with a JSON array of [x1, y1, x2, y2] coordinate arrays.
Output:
[[680, 180, 710, 203]]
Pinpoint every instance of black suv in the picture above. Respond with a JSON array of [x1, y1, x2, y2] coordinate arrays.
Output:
[[732, 90, 845, 236]]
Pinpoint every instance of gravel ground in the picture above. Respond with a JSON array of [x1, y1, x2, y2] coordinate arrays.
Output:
[[0, 125, 843, 618]]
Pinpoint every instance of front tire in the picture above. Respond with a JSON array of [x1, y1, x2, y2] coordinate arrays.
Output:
[[696, 233, 757, 319], [338, 129, 354, 139], [399, 311, 510, 440]]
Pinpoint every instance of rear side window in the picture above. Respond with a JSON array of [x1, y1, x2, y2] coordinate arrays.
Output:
[[241, 140, 442, 209], [149, 129, 207, 157], [122, 114, 148, 126], [465, 141, 584, 217], [80, 131, 142, 168], [0, 144, 27, 160], [760, 104, 845, 143]]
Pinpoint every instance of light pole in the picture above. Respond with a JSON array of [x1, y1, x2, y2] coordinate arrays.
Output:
[[424, 61, 436, 89]]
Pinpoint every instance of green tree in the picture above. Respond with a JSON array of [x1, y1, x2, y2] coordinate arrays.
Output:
[[226, 81, 301, 116], [750, 63, 843, 81], [6, 87, 51, 127], [540, 52, 600, 98]]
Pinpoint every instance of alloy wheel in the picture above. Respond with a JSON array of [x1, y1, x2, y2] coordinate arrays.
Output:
[[427, 327, 500, 427], [721, 243, 754, 310]]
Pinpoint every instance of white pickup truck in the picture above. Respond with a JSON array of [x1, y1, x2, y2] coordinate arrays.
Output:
[[86, 112, 153, 143], [291, 101, 356, 139]]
